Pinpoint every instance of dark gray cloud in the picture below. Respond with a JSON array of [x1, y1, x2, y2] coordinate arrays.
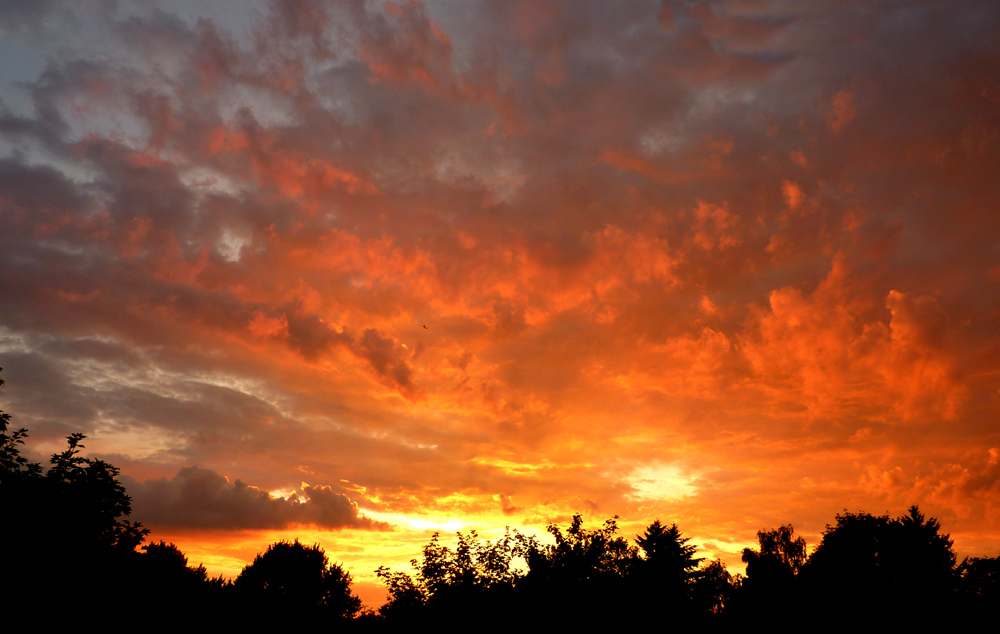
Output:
[[123, 465, 389, 530]]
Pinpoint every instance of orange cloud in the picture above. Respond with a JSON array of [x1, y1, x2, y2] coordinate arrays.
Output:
[[2, 0, 1000, 587], [741, 259, 964, 422], [827, 90, 857, 133], [782, 180, 804, 210]]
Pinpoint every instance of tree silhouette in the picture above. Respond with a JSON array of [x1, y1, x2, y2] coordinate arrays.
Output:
[[737, 524, 807, 620], [377, 528, 525, 626], [637, 519, 702, 572], [419, 529, 521, 595], [141, 540, 216, 589], [803, 507, 956, 623], [129, 541, 230, 624], [887, 506, 956, 590], [633, 520, 703, 617], [694, 558, 738, 615], [956, 553, 1000, 618], [0, 367, 149, 610], [0, 369, 40, 482], [742, 524, 806, 578], [529, 514, 637, 583], [46, 432, 148, 552], [517, 514, 638, 626], [376, 563, 428, 622], [235, 539, 361, 622]]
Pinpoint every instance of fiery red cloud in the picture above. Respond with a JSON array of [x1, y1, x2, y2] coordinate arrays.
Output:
[[2, 0, 999, 598]]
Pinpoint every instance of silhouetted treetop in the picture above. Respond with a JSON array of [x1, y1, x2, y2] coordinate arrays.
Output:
[[236, 539, 361, 620], [528, 513, 637, 583], [48, 432, 148, 552], [0, 367, 41, 482], [735, 523, 807, 620], [1, 368, 147, 554], [957, 551, 1000, 617], [637, 519, 703, 574], [695, 558, 738, 615], [1, 368, 150, 613], [631, 519, 707, 620], [742, 524, 806, 577], [802, 506, 957, 622], [377, 528, 529, 625]]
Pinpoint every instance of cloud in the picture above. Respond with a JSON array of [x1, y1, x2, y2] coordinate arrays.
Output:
[[860, 449, 1000, 525], [879, 290, 965, 419], [498, 494, 522, 516], [782, 180, 804, 210], [124, 466, 388, 531], [739, 258, 966, 422], [1, 0, 1000, 572], [826, 90, 856, 133], [0, 0, 62, 39]]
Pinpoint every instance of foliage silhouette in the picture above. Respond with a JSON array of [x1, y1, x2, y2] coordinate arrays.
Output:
[[632, 520, 704, 619], [46, 432, 149, 552], [956, 553, 1000, 618], [140, 540, 230, 591], [235, 539, 361, 622], [377, 528, 525, 626], [516, 514, 640, 626], [742, 524, 806, 578], [695, 557, 739, 615], [734, 524, 807, 620], [527, 514, 637, 583], [130, 541, 230, 624], [802, 506, 957, 623], [1, 368, 149, 610], [376, 564, 428, 622], [375, 514, 740, 627], [0, 368, 40, 481]]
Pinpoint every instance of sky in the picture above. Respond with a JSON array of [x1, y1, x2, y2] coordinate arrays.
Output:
[[2, 0, 999, 606]]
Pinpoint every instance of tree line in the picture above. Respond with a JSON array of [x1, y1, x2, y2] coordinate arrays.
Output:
[[2, 368, 998, 627]]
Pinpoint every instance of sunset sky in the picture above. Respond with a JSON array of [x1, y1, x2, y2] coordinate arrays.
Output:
[[2, 0, 999, 606]]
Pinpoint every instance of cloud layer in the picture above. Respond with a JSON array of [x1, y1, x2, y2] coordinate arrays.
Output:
[[1, 0, 999, 579]]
